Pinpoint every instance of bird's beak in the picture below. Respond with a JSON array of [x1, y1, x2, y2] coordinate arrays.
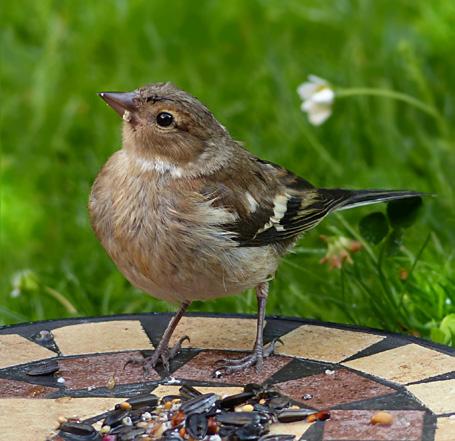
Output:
[[97, 91, 139, 118]]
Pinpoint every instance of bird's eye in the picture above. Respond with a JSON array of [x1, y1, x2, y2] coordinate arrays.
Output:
[[156, 112, 174, 127]]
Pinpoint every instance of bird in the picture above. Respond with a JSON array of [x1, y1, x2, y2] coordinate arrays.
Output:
[[90, 82, 423, 375]]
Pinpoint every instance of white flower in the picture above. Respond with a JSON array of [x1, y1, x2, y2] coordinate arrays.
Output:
[[297, 75, 335, 126]]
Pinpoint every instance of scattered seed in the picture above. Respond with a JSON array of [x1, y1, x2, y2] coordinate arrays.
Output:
[[302, 393, 312, 400], [234, 422, 268, 440], [220, 391, 254, 409], [106, 376, 116, 389], [216, 412, 261, 427], [306, 410, 330, 423], [141, 412, 152, 421], [28, 385, 48, 398], [277, 409, 316, 423], [171, 410, 185, 427], [100, 425, 110, 434], [269, 396, 290, 410], [161, 394, 182, 404], [103, 409, 129, 428], [122, 416, 133, 426], [57, 416, 67, 425], [207, 417, 218, 435], [180, 384, 203, 399], [52, 383, 329, 441], [60, 422, 97, 438], [180, 393, 218, 415], [126, 394, 159, 411], [117, 402, 132, 411], [186, 413, 208, 439], [26, 360, 59, 376], [371, 411, 394, 426], [259, 435, 295, 441]]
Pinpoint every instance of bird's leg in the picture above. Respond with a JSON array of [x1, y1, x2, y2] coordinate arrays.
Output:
[[130, 301, 190, 373], [214, 282, 280, 376]]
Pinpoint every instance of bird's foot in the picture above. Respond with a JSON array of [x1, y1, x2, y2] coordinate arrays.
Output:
[[213, 337, 282, 377], [125, 335, 190, 374]]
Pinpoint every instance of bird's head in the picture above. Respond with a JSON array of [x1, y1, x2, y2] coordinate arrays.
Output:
[[98, 83, 230, 173]]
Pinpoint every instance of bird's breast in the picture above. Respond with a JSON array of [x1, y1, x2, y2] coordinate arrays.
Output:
[[89, 152, 279, 302]]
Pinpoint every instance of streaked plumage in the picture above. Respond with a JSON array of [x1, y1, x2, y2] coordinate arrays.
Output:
[[90, 82, 423, 373]]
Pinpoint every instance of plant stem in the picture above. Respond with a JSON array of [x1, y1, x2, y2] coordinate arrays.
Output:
[[335, 214, 378, 264], [44, 286, 78, 314], [336, 88, 440, 120], [406, 232, 431, 283]]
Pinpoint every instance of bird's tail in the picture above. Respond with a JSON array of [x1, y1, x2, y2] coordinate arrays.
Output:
[[318, 189, 426, 213]]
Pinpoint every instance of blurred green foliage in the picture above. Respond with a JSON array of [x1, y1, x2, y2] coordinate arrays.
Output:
[[1, 0, 454, 345]]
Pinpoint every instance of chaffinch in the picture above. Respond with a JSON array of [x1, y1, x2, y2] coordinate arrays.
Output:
[[90, 82, 422, 374]]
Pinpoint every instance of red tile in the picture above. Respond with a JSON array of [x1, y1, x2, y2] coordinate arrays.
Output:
[[58, 351, 159, 390], [172, 351, 292, 385], [323, 410, 424, 440], [0, 378, 57, 398], [276, 368, 395, 409]]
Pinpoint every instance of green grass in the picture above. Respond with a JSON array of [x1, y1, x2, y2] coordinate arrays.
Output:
[[1, 0, 454, 345]]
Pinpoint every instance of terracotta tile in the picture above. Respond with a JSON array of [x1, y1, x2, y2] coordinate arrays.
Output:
[[170, 317, 258, 350], [268, 421, 312, 437], [0, 334, 56, 369], [323, 410, 424, 440], [435, 417, 455, 441], [407, 379, 455, 415], [0, 378, 57, 398], [172, 350, 291, 385], [343, 344, 455, 384], [58, 351, 159, 390], [276, 325, 384, 363], [52, 320, 154, 355], [0, 397, 124, 441], [152, 384, 243, 398], [276, 368, 395, 409]]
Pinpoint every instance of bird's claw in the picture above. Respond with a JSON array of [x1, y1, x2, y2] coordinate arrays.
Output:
[[124, 335, 190, 374], [264, 337, 283, 357], [212, 337, 283, 377], [168, 335, 190, 359]]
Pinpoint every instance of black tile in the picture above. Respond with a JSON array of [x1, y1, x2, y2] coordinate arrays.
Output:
[[263, 317, 303, 344], [406, 370, 455, 386], [341, 336, 408, 363], [267, 358, 332, 384], [0, 359, 62, 389], [422, 411, 438, 441], [335, 389, 427, 411], [139, 314, 173, 346]]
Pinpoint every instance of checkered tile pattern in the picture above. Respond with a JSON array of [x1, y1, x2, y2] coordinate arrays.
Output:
[[0, 314, 453, 440]]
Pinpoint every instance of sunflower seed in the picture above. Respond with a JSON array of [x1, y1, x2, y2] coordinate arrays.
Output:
[[180, 393, 218, 414], [185, 413, 208, 439], [26, 360, 59, 376]]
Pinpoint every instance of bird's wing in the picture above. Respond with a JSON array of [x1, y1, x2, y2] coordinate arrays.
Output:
[[200, 157, 333, 247], [198, 155, 423, 248]]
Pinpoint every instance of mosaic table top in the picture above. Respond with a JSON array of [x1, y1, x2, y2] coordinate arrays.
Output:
[[0, 313, 453, 441]]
